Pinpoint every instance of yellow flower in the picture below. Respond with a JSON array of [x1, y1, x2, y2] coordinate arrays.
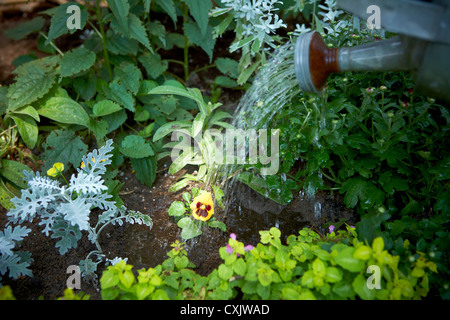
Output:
[[47, 162, 64, 177], [190, 192, 214, 221]]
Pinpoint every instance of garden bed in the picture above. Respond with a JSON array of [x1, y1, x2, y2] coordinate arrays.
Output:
[[1, 0, 447, 301]]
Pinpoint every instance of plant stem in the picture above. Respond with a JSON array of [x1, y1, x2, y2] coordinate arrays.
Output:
[[39, 32, 64, 56], [183, 3, 190, 83], [95, 0, 113, 80]]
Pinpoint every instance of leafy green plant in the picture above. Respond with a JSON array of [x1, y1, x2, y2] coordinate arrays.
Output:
[[0, 0, 221, 189], [3, 140, 152, 281], [97, 225, 436, 300], [167, 187, 226, 240], [150, 84, 233, 191]]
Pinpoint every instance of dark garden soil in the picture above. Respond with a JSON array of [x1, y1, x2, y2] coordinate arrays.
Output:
[[0, 3, 357, 300]]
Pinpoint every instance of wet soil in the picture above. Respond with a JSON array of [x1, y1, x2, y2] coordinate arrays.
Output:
[[0, 4, 357, 300]]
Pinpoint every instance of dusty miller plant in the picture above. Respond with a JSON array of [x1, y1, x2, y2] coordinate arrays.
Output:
[[4, 139, 152, 281]]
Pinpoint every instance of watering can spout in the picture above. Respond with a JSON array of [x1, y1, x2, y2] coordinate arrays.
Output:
[[294, 32, 422, 93], [294, 0, 450, 101]]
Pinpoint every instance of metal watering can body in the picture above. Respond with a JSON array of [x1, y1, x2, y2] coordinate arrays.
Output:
[[294, 0, 450, 101]]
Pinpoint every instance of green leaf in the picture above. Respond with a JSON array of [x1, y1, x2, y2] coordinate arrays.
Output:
[[352, 274, 376, 300], [168, 201, 187, 217], [37, 97, 89, 126], [10, 114, 38, 149], [232, 258, 247, 276], [119, 135, 154, 158], [88, 118, 108, 140], [119, 270, 135, 289], [4, 16, 44, 40], [218, 264, 233, 281], [334, 247, 365, 272], [12, 105, 40, 122], [177, 217, 202, 240], [154, 0, 177, 26], [237, 58, 261, 85], [93, 100, 122, 117], [211, 184, 225, 208], [45, 3, 89, 44], [207, 220, 226, 232], [107, 80, 135, 112], [136, 283, 153, 300], [184, 0, 212, 36], [7, 64, 56, 111], [169, 149, 193, 175], [147, 85, 207, 114], [184, 21, 216, 61], [215, 57, 239, 79], [42, 129, 88, 171], [138, 52, 168, 79], [324, 267, 342, 283], [0, 159, 31, 189], [340, 177, 384, 209], [114, 62, 142, 95], [59, 47, 96, 78], [131, 156, 157, 187], [108, 0, 130, 35], [100, 270, 120, 290], [127, 13, 151, 50]]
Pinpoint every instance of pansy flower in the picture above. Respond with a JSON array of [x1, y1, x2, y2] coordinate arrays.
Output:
[[47, 162, 64, 177], [190, 192, 214, 221]]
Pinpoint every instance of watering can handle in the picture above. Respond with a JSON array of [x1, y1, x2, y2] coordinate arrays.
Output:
[[337, 0, 450, 45]]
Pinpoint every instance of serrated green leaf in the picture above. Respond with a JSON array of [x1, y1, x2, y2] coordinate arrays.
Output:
[[7, 65, 56, 111], [45, 3, 89, 44], [59, 47, 96, 78], [108, 0, 130, 34], [93, 100, 122, 117], [42, 129, 88, 171], [154, 0, 177, 26], [184, 0, 212, 36], [37, 96, 89, 127], [114, 62, 142, 95], [184, 21, 216, 61], [119, 135, 154, 158], [138, 52, 168, 79], [107, 80, 135, 112]]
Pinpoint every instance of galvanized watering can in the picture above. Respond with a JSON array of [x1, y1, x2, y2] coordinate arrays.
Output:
[[294, 0, 450, 101]]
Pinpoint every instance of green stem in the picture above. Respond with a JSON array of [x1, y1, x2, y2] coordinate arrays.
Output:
[[39, 32, 64, 56], [183, 3, 190, 83], [95, 0, 113, 80], [166, 59, 186, 66], [191, 63, 217, 75]]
